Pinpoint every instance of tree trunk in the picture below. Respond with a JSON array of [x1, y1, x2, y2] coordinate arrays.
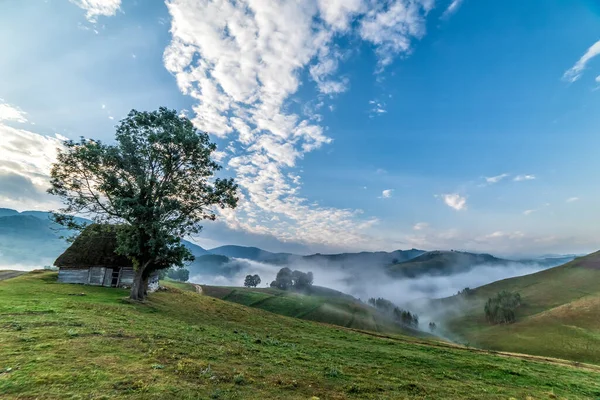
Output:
[[129, 262, 150, 300], [137, 275, 149, 299], [130, 271, 144, 300]]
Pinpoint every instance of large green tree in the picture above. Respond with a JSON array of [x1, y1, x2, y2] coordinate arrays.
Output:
[[48, 107, 238, 300]]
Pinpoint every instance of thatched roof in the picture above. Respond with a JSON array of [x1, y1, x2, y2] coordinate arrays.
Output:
[[54, 224, 133, 269]]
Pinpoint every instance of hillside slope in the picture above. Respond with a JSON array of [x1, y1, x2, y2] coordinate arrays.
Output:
[[201, 285, 424, 337], [387, 250, 507, 278], [439, 251, 600, 364], [1, 271, 600, 399]]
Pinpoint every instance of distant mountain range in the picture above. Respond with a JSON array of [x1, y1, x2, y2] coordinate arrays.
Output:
[[0, 208, 577, 278]]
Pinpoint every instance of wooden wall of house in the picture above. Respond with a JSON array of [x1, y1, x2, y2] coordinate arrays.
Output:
[[89, 267, 105, 285], [58, 267, 160, 291], [119, 267, 135, 286], [57, 268, 89, 284]]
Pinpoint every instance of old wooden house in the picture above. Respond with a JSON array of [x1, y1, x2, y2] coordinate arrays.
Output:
[[54, 224, 159, 291]]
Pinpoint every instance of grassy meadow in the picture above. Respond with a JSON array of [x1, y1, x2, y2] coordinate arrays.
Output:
[[441, 251, 600, 365], [1, 271, 600, 399], [201, 285, 425, 336]]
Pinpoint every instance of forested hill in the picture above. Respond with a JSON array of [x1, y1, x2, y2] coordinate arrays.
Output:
[[386, 250, 508, 278]]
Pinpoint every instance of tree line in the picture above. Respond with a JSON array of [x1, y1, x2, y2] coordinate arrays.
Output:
[[367, 297, 419, 328], [270, 267, 314, 291]]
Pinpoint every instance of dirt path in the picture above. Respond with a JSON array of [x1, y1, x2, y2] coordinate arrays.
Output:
[[0, 270, 26, 281]]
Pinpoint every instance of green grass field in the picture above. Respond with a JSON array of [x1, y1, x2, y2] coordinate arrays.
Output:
[[2, 271, 600, 399], [201, 285, 422, 336], [441, 251, 600, 365]]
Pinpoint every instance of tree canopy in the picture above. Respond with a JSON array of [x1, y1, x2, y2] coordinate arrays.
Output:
[[48, 107, 237, 299], [244, 274, 261, 288], [270, 268, 314, 291], [484, 291, 522, 324]]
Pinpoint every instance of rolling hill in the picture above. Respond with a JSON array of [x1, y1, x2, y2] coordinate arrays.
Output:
[[436, 251, 600, 364], [1, 271, 599, 399], [386, 250, 509, 278], [210, 245, 426, 270], [201, 285, 425, 337], [208, 245, 292, 263]]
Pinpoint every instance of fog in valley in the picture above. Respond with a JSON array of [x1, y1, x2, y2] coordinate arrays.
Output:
[[189, 258, 552, 306]]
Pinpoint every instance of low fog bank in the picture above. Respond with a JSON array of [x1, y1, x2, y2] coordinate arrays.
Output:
[[189, 258, 552, 306]]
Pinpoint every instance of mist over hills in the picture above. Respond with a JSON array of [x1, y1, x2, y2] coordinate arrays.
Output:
[[0, 208, 578, 304]]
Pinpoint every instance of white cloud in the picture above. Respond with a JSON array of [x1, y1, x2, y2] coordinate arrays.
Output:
[[69, 0, 122, 22], [381, 189, 393, 198], [566, 197, 579, 203], [441, 0, 464, 19], [359, 0, 433, 68], [523, 209, 536, 216], [439, 193, 467, 211], [514, 174, 536, 181], [0, 102, 28, 123], [563, 39, 600, 83], [369, 99, 387, 117], [0, 109, 65, 210], [163, 0, 437, 249], [485, 173, 509, 184], [413, 222, 429, 231]]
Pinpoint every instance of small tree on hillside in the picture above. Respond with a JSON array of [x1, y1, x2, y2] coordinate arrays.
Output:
[[270, 267, 293, 290], [270, 268, 313, 291], [428, 322, 437, 332], [484, 291, 522, 324], [168, 268, 190, 282], [244, 274, 261, 288], [48, 107, 238, 300]]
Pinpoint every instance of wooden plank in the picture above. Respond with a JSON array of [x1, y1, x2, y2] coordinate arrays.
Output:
[[103, 268, 113, 287], [119, 267, 135, 286], [58, 269, 89, 284], [88, 267, 105, 285]]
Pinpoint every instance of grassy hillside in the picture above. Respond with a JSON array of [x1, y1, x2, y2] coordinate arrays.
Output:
[[1, 272, 600, 399], [201, 285, 422, 336], [387, 250, 506, 277], [440, 251, 600, 364]]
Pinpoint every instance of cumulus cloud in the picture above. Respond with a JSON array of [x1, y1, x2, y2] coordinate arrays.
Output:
[[563, 39, 600, 83], [380, 189, 394, 198], [514, 174, 535, 181], [439, 193, 467, 211], [69, 0, 122, 22], [440, 0, 464, 19], [163, 0, 438, 249], [484, 173, 509, 184], [0, 117, 65, 210], [523, 209, 536, 216], [359, 0, 434, 68], [566, 197, 579, 203], [0, 102, 28, 123]]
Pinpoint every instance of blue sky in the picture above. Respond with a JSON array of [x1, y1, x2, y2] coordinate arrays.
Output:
[[1, 0, 600, 256]]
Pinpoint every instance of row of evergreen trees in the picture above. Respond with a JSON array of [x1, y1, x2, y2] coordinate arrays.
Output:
[[367, 297, 419, 328]]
